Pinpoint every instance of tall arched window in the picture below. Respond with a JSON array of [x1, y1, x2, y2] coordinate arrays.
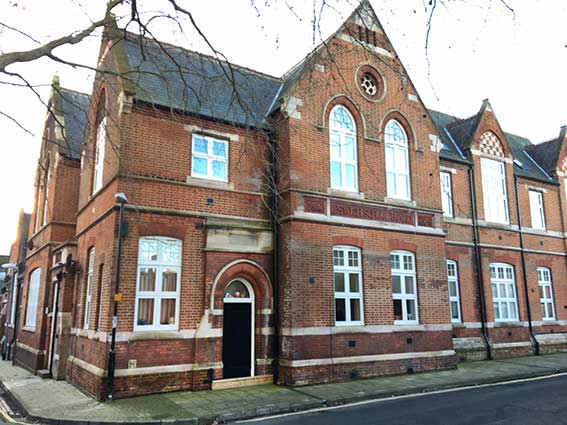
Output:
[[384, 119, 410, 200], [329, 105, 357, 192], [25, 268, 41, 330], [92, 91, 106, 194]]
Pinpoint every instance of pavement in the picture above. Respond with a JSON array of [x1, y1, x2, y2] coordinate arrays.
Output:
[[0, 353, 566, 425]]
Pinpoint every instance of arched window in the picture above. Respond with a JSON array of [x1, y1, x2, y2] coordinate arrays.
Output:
[[135, 236, 182, 331], [92, 92, 106, 194], [329, 105, 357, 192], [25, 268, 41, 330], [537, 267, 555, 321], [391, 250, 418, 324], [333, 245, 363, 325], [490, 263, 518, 322], [384, 119, 410, 200], [83, 247, 95, 329]]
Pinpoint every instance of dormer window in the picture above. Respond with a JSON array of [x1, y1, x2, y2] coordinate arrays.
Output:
[[481, 158, 509, 224]]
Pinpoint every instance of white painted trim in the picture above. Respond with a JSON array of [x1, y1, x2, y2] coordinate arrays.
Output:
[[184, 124, 239, 142], [68, 355, 106, 377], [280, 324, 452, 337], [15, 342, 45, 356], [492, 341, 532, 349], [461, 322, 482, 329], [532, 320, 567, 327], [68, 356, 223, 378], [487, 321, 528, 328], [289, 212, 445, 236], [279, 349, 456, 368], [440, 166, 457, 174], [443, 217, 473, 226]]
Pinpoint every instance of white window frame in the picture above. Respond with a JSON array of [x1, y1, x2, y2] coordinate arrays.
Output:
[[42, 167, 50, 226], [92, 116, 106, 194], [9, 271, 18, 326], [134, 236, 182, 331], [440, 171, 453, 217], [25, 268, 41, 330], [490, 263, 519, 322], [191, 134, 229, 182], [333, 246, 363, 326], [329, 105, 358, 192], [537, 267, 555, 321], [391, 250, 418, 324], [529, 190, 546, 230], [481, 158, 509, 224], [446, 260, 461, 323], [83, 248, 95, 329], [385, 120, 411, 200]]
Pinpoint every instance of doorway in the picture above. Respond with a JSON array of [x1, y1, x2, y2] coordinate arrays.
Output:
[[222, 280, 254, 379]]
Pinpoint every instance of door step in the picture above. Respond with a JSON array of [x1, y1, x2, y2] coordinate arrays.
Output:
[[37, 369, 52, 379], [212, 374, 272, 390]]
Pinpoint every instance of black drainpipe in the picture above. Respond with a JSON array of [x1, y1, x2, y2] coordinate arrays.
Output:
[[468, 165, 492, 359], [268, 130, 280, 384], [513, 175, 540, 355]]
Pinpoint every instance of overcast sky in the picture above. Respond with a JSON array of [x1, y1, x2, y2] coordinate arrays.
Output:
[[0, 0, 565, 253]]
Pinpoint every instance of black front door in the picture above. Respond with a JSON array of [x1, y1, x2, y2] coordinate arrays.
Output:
[[222, 303, 252, 379]]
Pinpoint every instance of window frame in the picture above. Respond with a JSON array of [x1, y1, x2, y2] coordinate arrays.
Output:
[[191, 134, 229, 182], [446, 260, 461, 323], [83, 247, 95, 329], [490, 263, 519, 322], [329, 105, 358, 192], [537, 267, 555, 321], [391, 250, 419, 325], [385, 119, 411, 200], [440, 171, 453, 217], [25, 268, 41, 330], [134, 236, 182, 332], [332, 245, 364, 326], [92, 116, 106, 194], [41, 164, 50, 226], [481, 157, 509, 224], [529, 190, 546, 230]]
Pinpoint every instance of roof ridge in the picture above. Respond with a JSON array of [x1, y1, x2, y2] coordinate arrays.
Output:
[[122, 31, 282, 82], [59, 87, 90, 98]]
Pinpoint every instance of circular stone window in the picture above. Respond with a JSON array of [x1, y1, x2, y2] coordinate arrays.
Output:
[[356, 65, 385, 101]]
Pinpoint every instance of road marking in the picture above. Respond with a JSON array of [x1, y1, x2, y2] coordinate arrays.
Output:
[[239, 372, 567, 423]]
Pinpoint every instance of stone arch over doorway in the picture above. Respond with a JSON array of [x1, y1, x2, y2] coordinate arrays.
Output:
[[211, 260, 273, 379]]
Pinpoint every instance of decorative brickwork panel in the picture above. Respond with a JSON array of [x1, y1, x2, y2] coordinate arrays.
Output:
[[479, 131, 504, 157], [303, 196, 326, 214], [330, 200, 415, 226]]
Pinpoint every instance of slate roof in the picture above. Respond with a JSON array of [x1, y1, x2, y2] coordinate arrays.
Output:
[[524, 138, 562, 176], [121, 33, 282, 129], [58, 89, 90, 160], [429, 109, 555, 184]]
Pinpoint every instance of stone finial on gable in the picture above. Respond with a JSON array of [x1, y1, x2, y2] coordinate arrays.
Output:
[[281, 96, 303, 120], [429, 134, 442, 153]]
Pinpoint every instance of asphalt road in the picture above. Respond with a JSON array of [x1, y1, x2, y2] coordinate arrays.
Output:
[[244, 375, 567, 425]]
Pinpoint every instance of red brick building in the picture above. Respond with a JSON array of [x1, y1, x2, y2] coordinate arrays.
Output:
[[6, 1, 567, 400]]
